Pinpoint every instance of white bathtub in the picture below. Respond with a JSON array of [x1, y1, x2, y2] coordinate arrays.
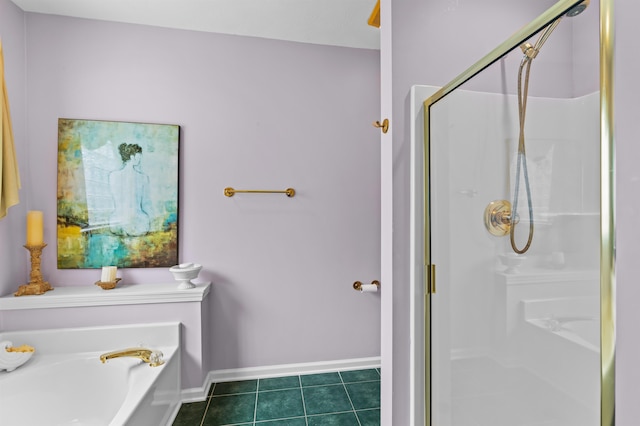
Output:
[[0, 323, 181, 426], [528, 316, 599, 352], [522, 296, 600, 353], [559, 317, 600, 349], [520, 297, 600, 422]]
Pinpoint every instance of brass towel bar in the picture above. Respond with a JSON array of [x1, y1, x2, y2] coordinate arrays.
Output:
[[224, 187, 296, 198]]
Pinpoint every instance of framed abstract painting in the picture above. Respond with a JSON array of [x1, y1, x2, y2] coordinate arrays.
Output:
[[57, 118, 180, 269]]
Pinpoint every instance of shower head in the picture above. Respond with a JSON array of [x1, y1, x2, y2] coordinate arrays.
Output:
[[565, 0, 590, 18], [520, 0, 589, 60]]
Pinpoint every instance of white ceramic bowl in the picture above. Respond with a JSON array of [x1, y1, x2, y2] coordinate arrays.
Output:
[[0, 341, 34, 372], [499, 253, 525, 274], [169, 263, 202, 289]]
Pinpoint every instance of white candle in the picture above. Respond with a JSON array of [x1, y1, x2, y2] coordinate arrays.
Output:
[[26, 211, 44, 246], [101, 266, 117, 282]]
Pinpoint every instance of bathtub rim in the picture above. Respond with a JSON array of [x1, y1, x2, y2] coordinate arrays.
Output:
[[0, 321, 181, 355]]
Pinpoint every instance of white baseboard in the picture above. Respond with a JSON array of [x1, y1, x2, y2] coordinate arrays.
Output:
[[180, 356, 381, 403]]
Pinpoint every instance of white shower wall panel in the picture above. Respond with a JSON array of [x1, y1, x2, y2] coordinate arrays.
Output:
[[429, 89, 599, 358]]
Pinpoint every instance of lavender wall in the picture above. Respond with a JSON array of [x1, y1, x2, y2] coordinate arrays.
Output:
[[0, 0, 28, 314], [572, 0, 600, 96], [0, 9, 382, 387], [615, 1, 639, 423]]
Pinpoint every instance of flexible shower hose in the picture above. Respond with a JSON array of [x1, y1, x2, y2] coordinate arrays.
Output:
[[510, 55, 535, 254]]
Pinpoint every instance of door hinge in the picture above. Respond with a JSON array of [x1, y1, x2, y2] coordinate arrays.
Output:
[[425, 264, 436, 294]]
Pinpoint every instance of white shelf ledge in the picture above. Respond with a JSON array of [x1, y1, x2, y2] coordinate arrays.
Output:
[[0, 282, 211, 311], [497, 269, 599, 285]]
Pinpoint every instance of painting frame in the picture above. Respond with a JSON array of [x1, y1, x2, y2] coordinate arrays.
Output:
[[57, 118, 180, 269]]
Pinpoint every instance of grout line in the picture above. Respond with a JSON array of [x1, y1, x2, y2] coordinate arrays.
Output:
[[199, 383, 216, 426], [306, 410, 359, 417], [297, 375, 309, 426], [253, 379, 260, 424], [254, 416, 307, 425], [256, 386, 302, 393], [340, 379, 381, 385], [339, 371, 362, 426], [211, 391, 259, 397]]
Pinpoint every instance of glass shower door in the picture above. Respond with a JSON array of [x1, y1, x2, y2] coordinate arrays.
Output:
[[420, 1, 614, 425], [428, 84, 601, 426]]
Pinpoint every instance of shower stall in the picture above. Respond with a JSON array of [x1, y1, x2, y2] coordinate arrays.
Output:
[[412, 0, 614, 425]]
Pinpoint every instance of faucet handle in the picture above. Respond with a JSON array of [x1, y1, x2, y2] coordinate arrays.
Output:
[[149, 350, 164, 367]]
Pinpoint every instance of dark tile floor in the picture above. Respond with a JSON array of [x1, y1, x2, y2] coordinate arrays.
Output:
[[173, 368, 380, 426]]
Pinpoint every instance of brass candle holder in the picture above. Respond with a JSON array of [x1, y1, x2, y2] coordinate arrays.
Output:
[[14, 244, 54, 297]]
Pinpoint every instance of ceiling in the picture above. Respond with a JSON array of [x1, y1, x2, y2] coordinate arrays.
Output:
[[11, 0, 380, 50]]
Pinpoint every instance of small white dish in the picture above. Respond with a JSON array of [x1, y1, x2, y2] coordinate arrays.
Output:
[[0, 341, 35, 372], [169, 263, 202, 289], [499, 253, 525, 274]]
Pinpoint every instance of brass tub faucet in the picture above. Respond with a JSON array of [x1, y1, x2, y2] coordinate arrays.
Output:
[[100, 347, 164, 367]]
